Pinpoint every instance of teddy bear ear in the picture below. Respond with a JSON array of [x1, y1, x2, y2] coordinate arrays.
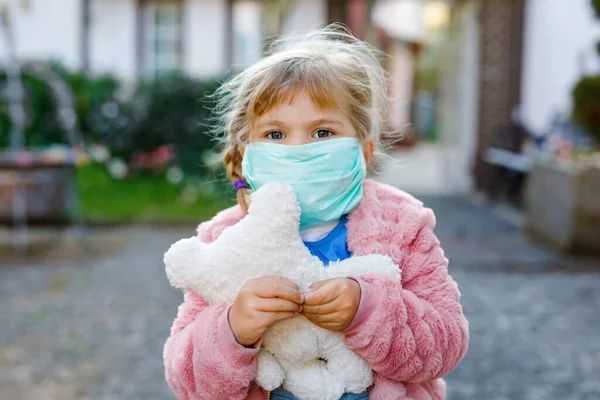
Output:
[[248, 182, 301, 222]]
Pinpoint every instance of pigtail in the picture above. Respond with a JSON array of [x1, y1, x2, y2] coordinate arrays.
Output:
[[224, 145, 251, 212]]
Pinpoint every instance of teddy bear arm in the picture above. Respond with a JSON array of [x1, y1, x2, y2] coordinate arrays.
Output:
[[164, 237, 209, 291], [325, 254, 401, 281]]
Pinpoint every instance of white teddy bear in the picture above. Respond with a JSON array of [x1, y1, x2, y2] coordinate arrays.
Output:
[[164, 182, 400, 400]]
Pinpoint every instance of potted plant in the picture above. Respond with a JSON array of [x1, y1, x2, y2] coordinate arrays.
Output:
[[524, 0, 600, 254]]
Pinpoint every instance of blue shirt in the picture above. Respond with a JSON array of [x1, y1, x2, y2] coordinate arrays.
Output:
[[303, 215, 352, 265], [270, 216, 368, 400]]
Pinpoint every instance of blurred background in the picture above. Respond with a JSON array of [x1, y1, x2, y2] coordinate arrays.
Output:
[[1, 0, 599, 399]]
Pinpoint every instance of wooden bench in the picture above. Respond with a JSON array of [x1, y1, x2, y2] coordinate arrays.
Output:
[[482, 113, 588, 206], [481, 109, 547, 205], [483, 147, 533, 174]]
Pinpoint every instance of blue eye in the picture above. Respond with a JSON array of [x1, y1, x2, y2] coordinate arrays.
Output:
[[267, 131, 285, 140], [313, 129, 333, 139]]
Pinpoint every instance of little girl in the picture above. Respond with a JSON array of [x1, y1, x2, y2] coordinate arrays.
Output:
[[164, 25, 469, 400]]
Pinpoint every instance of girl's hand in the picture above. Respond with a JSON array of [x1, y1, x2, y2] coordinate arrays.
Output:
[[229, 276, 304, 346], [302, 278, 361, 332]]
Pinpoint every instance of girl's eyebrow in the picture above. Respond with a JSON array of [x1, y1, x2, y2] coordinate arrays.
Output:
[[255, 118, 344, 130], [309, 118, 344, 127], [255, 120, 286, 130]]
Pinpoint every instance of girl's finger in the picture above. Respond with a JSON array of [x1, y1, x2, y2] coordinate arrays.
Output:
[[303, 283, 338, 306], [256, 298, 303, 313], [304, 315, 341, 331], [302, 298, 341, 315], [269, 311, 300, 324], [303, 310, 345, 324], [307, 279, 331, 292], [317, 322, 343, 332], [281, 279, 301, 291], [268, 276, 300, 291], [255, 280, 303, 304]]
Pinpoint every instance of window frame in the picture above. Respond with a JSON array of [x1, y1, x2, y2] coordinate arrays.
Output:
[[138, 0, 184, 78]]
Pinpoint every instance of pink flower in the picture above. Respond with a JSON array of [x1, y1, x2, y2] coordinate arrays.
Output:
[[152, 145, 175, 166]]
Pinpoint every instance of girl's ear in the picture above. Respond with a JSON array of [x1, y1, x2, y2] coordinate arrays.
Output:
[[363, 139, 375, 166], [240, 146, 245, 157]]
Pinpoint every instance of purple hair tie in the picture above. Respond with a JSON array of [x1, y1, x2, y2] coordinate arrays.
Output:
[[234, 180, 249, 191]]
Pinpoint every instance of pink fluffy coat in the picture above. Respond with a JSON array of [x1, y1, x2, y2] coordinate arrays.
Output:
[[163, 179, 469, 399]]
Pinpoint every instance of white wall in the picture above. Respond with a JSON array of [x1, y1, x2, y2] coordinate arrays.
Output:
[[0, 0, 137, 80], [372, 0, 426, 43], [232, 0, 262, 68], [89, 0, 137, 80], [281, 0, 327, 36], [521, 0, 600, 134], [0, 0, 81, 69], [184, 0, 227, 77], [438, 0, 480, 193], [388, 42, 414, 130]]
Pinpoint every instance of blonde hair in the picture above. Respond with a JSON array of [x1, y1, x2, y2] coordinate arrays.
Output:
[[214, 24, 388, 211]]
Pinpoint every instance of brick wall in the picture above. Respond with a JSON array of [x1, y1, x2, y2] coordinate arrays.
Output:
[[327, 0, 349, 25], [474, 0, 526, 189]]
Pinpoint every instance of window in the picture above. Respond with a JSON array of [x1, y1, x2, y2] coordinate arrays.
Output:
[[232, 0, 262, 69], [142, 1, 183, 77]]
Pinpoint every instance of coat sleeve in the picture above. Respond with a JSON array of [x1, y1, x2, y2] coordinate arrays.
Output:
[[163, 291, 260, 399], [344, 206, 469, 383]]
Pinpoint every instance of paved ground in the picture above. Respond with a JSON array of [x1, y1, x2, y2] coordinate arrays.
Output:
[[1, 197, 600, 400]]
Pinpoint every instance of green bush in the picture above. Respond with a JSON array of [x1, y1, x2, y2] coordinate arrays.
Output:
[[0, 62, 227, 177], [571, 1, 600, 144], [573, 76, 600, 144], [53, 64, 120, 141], [0, 69, 63, 147], [0, 62, 120, 148], [113, 74, 226, 176]]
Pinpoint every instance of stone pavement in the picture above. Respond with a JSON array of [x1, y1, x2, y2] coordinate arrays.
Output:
[[1, 197, 599, 400], [422, 197, 600, 400]]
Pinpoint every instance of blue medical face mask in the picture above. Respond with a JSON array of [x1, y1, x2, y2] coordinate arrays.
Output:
[[242, 137, 367, 227]]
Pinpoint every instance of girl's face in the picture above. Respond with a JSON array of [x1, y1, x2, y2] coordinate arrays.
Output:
[[248, 91, 374, 165]]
